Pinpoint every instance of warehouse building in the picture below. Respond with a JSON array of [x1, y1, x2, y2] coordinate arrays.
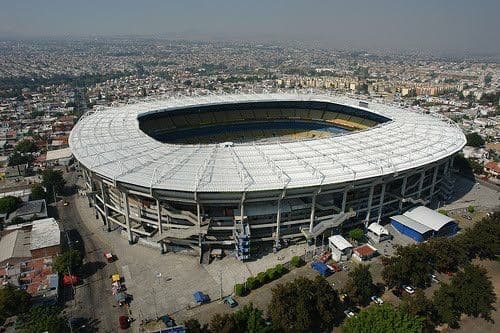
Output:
[[390, 206, 458, 242]]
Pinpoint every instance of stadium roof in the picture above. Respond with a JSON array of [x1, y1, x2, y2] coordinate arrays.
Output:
[[69, 93, 466, 194]]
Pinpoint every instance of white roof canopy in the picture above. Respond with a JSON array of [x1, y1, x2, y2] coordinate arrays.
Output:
[[69, 93, 466, 193], [328, 235, 353, 251]]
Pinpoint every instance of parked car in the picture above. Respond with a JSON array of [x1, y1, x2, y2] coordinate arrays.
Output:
[[344, 307, 359, 318], [118, 316, 129, 329], [371, 295, 384, 305], [403, 285, 415, 294], [430, 274, 439, 283], [223, 296, 238, 308]]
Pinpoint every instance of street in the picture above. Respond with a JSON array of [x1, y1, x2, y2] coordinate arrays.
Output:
[[58, 172, 128, 332]]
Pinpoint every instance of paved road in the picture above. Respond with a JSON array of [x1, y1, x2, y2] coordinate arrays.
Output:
[[59, 172, 128, 332]]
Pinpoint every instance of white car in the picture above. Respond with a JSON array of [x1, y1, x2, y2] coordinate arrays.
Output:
[[371, 296, 384, 305], [403, 285, 415, 294], [430, 274, 439, 283]]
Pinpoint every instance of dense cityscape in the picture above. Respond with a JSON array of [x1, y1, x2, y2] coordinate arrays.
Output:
[[0, 21, 498, 333]]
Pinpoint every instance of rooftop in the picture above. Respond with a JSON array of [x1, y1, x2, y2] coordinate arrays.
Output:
[[29, 218, 61, 251], [69, 93, 466, 193]]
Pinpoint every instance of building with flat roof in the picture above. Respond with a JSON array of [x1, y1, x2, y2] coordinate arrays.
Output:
[[328, 235, 353, 262], [29, 218, 61, 258]]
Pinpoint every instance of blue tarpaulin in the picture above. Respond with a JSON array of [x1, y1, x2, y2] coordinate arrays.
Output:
[[193, 291, 208, 303]]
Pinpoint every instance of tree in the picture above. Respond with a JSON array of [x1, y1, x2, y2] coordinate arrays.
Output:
[[382, 244, 433, 288], [0, 287, 31, 324], [432, 282, 461, 328], [0, 196, 19, 214], [30, 184, 46, 201], [41, 169, 66, 200], [232, 303, 271, 333], [14, 139, 37, 153], [268, 276, 342, 332], [399, 289, 435, 331], [17, 305, 68, 333], [343, 264, 375, 306], [342, 304, 424, 333], [467, 205, 475, 213], [8, 151, 33, 166], [185, 319, 209, 333], [209, 313, 236, 333], [466, 133, 485, 147], [53, 249, 83, 274], [290, 255, 303, 268], [452, 265, 496, 321], [348, 228, 364, 242], [433, 265, 496, 327], [457, 213, 500, 260], [426, 238, 467, 273]]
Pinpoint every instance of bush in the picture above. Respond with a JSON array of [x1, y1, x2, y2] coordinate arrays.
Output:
[[349, 228, 365, 242], [266, 267, 278, 281], [0, 196, 19, 214], [256, 272, 268, 285], [275, 264, 286, 277], [467, 205, 475, 213], [290, 255, 303, 268], [438, 209, 448, 216], [234, 283, 246, 297], [246, 276, 259, 290]]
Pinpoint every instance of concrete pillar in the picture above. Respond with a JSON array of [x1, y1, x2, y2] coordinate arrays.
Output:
[[196, 201, 202, 237], [365, 184, 375, 226], [122, 191, 133, 244], [444, 159, 450, 177], [275, 198, 282, 243], [429, 166, 439, 202], [417, 170, 425, 198], [377, 183, 386, 222], [156, 199, 163, 235], [101, 184, 110, 231], [341, 188, 348, 213], [309, 192, 317, 232], [399, 176, 408, 212]]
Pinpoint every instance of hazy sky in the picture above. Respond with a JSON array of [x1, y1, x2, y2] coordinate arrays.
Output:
[[1, 0, 499, 54]]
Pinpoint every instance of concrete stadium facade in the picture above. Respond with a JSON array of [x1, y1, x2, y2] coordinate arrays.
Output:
[[69, 93, 466, 258]]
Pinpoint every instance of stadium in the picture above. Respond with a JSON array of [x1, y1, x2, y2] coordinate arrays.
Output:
[[69, 93, 466, 259]]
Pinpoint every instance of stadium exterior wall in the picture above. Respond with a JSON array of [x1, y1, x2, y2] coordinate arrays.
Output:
[[79, 154, 457, 254]]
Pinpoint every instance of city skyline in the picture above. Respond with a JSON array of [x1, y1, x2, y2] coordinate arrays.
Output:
[[1, 0, 500, 55]]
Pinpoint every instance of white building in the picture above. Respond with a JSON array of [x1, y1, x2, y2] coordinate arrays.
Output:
[[328, 235, 353, 262], [367, 223, 391, 243]]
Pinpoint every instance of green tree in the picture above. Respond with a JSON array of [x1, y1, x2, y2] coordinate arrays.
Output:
[[382, 244, 433, 288], [457, 213, 500, 260], [209, 313, 236, 333], [246, 276, 259, 290], [342, 303, 424, 333], [29, 184, 46, 201], [233, 303, 271, 333], [0, 196, 19, 214], [399, 289, 435, 331], [41, 169, 66, 201], [467, 205, 475, 213], [8, 151, 33, 166], [185, 319, 209, 333], [343, 264, 375, 306], [17, 305, 68, 333], [426, 238, 467, 273], [466, 132, 485, 147], [348, 228, 364, 242], [14, 139, 37, 153], [0, 287, 31, 324], [53, 249, 83, 274], [452, 265, 496, 321], [432, 282, 461, 328], [268, 276, 342, 332], [234, 283, 246, 297]]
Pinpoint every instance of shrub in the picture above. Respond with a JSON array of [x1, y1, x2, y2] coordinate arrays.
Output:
[[246, 276, 259, 290], [467, 205, 475, 213], [290, 255, 303, 268], [256, 272, 268, 285], [234, 283, 246, 297], [438, 209, 448, 216], [275, 264, 286, 277], [266, 267, 278, 281]]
